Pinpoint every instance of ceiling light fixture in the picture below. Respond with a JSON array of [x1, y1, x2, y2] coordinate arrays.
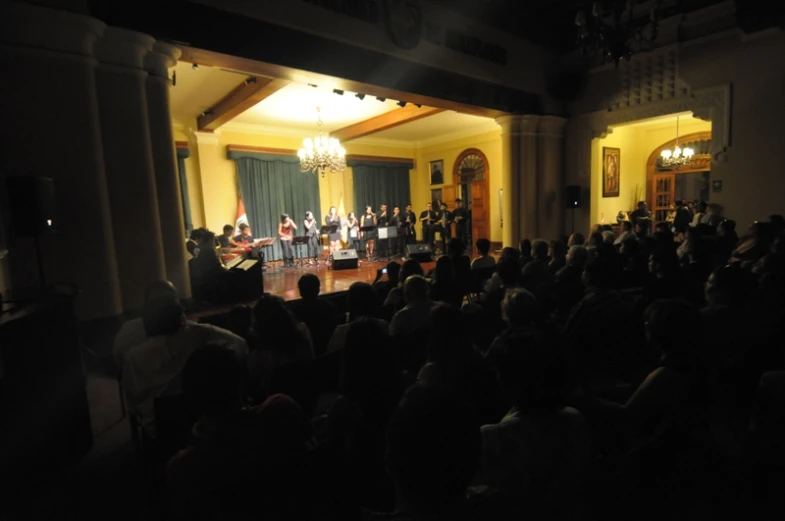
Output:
[[575, 0, 660, 66], [377, 97, 386, 102], [333, 89, 344, 95], [397, 101, 407, 107], [355, 93, 366, 100], [298, 107, 346, 178], [660, 115, 694, 168]]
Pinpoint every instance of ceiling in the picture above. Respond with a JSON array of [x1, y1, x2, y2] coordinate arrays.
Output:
[[613, 112, 708, 131], [429, 0, 733, 53], [230, 82, 404, 133], [169, 61, 246, 122], [170, 61, 497, 144]]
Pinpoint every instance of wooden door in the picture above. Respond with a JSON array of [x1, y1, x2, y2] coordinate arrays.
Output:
[[653, 173, 675, 223], [469, 180, 487, 252]]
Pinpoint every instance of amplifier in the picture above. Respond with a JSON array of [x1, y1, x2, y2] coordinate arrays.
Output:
[[332, 249, 359, 270], [406, 243, 433, 262]]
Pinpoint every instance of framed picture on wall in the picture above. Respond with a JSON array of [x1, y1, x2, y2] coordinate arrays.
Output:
[[431, 188, 442, 207], [429, 159, 444, 185], [602, 147, 621, 198]]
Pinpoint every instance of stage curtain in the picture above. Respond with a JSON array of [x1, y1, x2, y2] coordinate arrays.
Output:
[[176, 147, 192, 235], [351, 161, 413, 216], [235, 157, 320, 261]]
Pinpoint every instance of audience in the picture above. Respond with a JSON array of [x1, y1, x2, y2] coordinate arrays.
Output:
[[115, 211, 785, 521]]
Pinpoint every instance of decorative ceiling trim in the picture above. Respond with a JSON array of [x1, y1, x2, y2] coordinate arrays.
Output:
[[415, 120, 501, 148], [226, 144, 298, 156]]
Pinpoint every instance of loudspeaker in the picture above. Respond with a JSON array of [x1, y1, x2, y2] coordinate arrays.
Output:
[[332, 249, 359, 270], [565, 185, 582, 209], [406, 243, 433, 262], [5, 177, 60, 238]]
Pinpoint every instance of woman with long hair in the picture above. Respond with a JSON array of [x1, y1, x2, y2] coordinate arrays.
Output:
[[361, 205, 377, 261], [346, 211, 360, 251], [304, 211, 319, 266], [278, 214, 297, 268], [325, 206, 342, 255]]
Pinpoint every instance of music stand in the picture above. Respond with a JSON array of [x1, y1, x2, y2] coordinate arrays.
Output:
[[377, 226, 399, 262], [359, 225, 377, 262], [292, 236, 310, 268], [256, 237, 275, 271]]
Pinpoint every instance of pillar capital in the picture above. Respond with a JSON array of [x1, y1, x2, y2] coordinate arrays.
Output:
[[194, 130, 221, 145], [538, 115, 568, 138], [495, 114, 541, 136], [145, 41, 181, 80], [0, 1, 105, 57], [94, 26, 155, 70]]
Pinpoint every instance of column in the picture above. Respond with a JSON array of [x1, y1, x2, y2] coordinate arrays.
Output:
[[496, 115, 540, 247], [538, 116, 568, 242], [145, 42, 191, 298], [0, 1, 123, 320], [95, 27, 166, 312]]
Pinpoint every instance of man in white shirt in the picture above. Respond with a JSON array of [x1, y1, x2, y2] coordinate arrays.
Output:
[[471, 238, 497, 270], [390, 275, 436, 337], [121, 296, 248, 435]]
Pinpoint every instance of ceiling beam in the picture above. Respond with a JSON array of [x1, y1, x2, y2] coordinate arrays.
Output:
[[197, 76, 289, 131], [330, 106, 445, 142]]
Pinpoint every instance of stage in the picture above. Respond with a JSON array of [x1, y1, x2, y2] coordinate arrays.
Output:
[[187, 256, 436, 320]]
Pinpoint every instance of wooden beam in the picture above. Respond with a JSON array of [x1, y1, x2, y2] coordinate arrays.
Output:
[[345, 154, 414, 165], [197, 76, 290, 131], [330, 106, 444, 142], [226, 145, 298, 156], [179, 46, 509, 119]]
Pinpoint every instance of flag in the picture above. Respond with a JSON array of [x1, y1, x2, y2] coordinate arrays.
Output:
[[235, 197, 248, 237]]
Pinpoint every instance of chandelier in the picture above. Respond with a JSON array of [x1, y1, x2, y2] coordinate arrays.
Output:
[[298, 107, 346, 177], [660, 115, 694, 168], [575, 1, 660, 66]]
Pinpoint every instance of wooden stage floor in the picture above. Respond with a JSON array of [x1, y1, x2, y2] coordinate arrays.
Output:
[[261, 257, 435, 301]]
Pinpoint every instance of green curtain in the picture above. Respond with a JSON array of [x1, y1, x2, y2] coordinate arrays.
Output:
[[351, 160, 413, 215], [176, 147, 192, 235], [235, 157, 321, 261]]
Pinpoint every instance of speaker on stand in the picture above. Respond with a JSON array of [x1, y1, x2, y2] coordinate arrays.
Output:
[[4, 177, 61, 287], [565, 185, 582, 234]]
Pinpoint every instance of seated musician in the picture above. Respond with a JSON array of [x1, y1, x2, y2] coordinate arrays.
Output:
[[186, 228, 204, 258], [190, 230, 235, 303], [219, 224, 244, 250], [234, 223, 265, 261]]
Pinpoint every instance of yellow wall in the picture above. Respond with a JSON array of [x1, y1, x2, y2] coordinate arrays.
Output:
[[591, 117, 712, 225], [173, 122, 206, 230], [415, 130, 503, 243]]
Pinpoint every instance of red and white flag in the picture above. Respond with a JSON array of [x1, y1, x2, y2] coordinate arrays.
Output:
[[235, 197, 249, 236]]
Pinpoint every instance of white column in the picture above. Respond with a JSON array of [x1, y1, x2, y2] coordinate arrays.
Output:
[[95, 27, 167, 312], [496, 115, 540, 247], [538, 116, 568, 241], [0, 1, 123, 320], [145, 42, 191, 298]]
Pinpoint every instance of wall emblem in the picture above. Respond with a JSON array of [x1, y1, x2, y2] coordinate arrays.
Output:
[[382, 0, 423, 50]]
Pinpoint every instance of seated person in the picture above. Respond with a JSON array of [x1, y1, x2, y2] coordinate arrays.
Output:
[[122, 296, 248, 435], [190, 230, 236, 303], [290, 274, 338, 357], [471, 238, 496, 270], [235, 223, 266, 260], [186, 228, 204, 258]]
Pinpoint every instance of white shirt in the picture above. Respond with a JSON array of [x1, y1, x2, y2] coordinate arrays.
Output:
[[471, 255, 497, 270], [113, 317, 198, 368], [121, 323, 248, 433], [389, 299, 436, 337]]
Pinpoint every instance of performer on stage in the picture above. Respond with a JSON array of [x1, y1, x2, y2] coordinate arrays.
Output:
[[360, 205, 377, 261], [390, 206, 404, 255], [435, 202, 452, 252], [278, 213, 297, 268], [325, 206, 342, 254], [234, 223, 265, 262], [377, 204, 390, 257], [304, 211, 320, 266], [404, 203, 417, 245], [452, 198, 470, 250], [420, 202, 436, 247], [346, 211, 360, 251]]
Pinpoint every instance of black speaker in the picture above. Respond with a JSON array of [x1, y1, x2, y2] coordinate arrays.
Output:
[[5, 177, 60, 238], [332, 249, 359, 270], [565, 185, 582, 209], [406, 243, 433, 262]]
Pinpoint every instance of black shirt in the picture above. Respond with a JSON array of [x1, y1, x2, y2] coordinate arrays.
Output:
[[377, 211, 390, 227], [218, 235, 231, 248], [453, 207, 469, 228], [420, 210, 435, 226]]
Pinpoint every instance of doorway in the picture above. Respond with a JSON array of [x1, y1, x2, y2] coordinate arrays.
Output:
[[440, 148, 490, 254]]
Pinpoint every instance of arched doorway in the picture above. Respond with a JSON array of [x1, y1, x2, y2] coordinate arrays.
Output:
[[646, 131, 712, 222], [441, 148, 490, 253]]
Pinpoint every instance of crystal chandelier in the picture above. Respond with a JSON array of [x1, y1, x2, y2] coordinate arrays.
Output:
[[575, 1, 660, 66], [298, 107, 346, 177], [660, 115, 694, 168]]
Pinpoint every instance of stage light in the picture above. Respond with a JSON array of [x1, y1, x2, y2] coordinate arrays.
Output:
[[308, 83, 318, 88], [333, 89, 344, 95], [192, 63, 199, 70], [244, 77, 257, 85], [415, 104, 422, 108], [377, 97, 386, 102], [397, 101, 407, 107], [355, 93, 366, 100]]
